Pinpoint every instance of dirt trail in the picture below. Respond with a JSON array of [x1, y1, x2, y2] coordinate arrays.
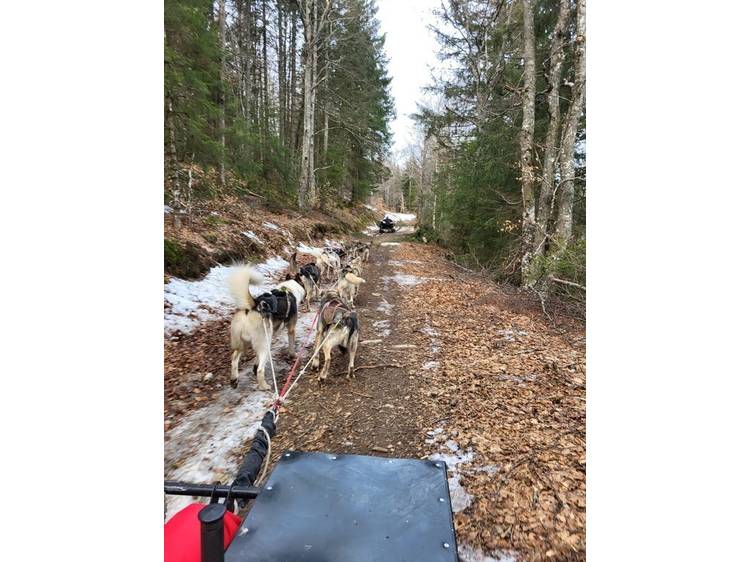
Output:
[[165, 228, 586, 561], [274, 232, 432, 460]]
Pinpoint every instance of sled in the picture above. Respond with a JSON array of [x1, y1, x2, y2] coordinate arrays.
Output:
[[377, 219, 397, 233], [165, 450, 459, 562]]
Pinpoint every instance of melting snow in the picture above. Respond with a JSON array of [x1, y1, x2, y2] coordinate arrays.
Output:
[[458, 544, 518, 562], [262, 221, 280, 231], [165, 307, 320, 519], [364, 204, 378, 211], [422, 360, 440, 370], [388, 259, 423, 266], [242, 231, 264, 245], [164, 205, 173, 214], [384, 211, 416, 222], [373, 319, 391, 337], [380, 242, 401, 246], [164, 256, 289, 336], [376, 299, 393, 314], [497, 328, 528, 342], [384, 273, 425, 287], [427, 423, 475, 514]]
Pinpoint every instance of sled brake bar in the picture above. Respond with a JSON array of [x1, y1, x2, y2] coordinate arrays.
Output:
[[164, 481, 261, 500]]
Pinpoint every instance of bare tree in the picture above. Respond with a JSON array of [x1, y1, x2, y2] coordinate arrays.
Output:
[[519, 0, 537, 286], [534, 0, 571, 256], [553, 0, 585, 250], [297, 0, 332, 209], [218, 0, 227, 187]]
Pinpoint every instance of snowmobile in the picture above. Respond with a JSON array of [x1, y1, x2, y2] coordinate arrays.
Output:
[[164, 410, 458, 562], [378, 216, 397, 233]]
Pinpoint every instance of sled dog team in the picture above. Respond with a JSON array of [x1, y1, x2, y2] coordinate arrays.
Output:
[[228, 241, 371, 391]]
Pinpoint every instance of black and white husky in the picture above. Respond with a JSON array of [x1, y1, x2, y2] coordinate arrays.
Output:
[[311, 293, 360, 383], [228, 266, 305, 391]]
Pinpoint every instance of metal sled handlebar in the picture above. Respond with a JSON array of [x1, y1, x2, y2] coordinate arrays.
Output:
[[164, 481, 261, 500]]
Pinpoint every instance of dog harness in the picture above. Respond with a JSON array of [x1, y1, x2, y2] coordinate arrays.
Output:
[[254, 288, 296, 320]]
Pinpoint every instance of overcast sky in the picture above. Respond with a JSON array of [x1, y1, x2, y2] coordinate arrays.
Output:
[[376, 0, 441, 159]]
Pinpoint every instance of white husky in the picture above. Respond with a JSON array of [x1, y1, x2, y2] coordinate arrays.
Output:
[[228, 266, 305, 391], [298, 246, 340, 279], [334, 272, 365, 308]]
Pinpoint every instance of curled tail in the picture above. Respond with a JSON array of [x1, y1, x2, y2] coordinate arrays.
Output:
[[344, 272, 365, 285], [228, 266, 265, 310]]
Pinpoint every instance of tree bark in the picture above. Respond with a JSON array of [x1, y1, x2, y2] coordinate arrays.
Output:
[[277, 1, 287, 145], [166, 95, 182, 228], [553, 0, 585, 250], [218, 0, 227, 187], [261, 0, 269, 162], [298, 0, 317, 209], [534, 0, 571, 255], [289, 14, 298, 150], [519, 0, 537, 286]]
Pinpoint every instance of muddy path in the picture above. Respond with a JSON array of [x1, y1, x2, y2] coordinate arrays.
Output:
[[273, 232, 435, 461], [164, 229, 586, 561]]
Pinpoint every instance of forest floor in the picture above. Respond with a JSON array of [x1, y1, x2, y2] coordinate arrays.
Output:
[[164, 220, 586, 562]]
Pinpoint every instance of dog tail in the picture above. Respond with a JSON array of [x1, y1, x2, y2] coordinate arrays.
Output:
[[344, 272, 365, 285], [343, 313, 359, 346], [228, 266, 264, 310]]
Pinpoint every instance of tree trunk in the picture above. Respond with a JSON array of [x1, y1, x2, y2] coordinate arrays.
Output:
[[261, 0, 269, 163], [534, 0, 571, 255], [166, 95, 182, 229], [218, 0, 226, 187], [553, 0, 585, 250], [519, 0, 537, 286], [289, 14, 299, 151], [277, 1, 287, 145], [298, 0, 317, 209]]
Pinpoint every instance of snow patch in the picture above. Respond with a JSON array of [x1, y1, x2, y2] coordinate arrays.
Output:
[[296, 242, 322, 255], [384, 273, 425, 287], [165, 306, 320, 519], [164, 205, 173, 214], [373, 319, 391, 337], [164, 256, 289, 336], [384, 211, 416, 222], [447, 474, 474, 512], [380, 242, 401, 246], [497, 328, 528, 342], [422, 360, 440, 370], [242, 231, 264, 245], [458, 544, 518, 562], [376, 299, 393, 314], [427, 427, 475, 513], [262, 221, 292, 237], [388, 259, 423, 266], [364, 204, 377, 211]]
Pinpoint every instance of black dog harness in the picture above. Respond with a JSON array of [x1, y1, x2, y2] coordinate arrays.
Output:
[[253, 288, 297, 320]]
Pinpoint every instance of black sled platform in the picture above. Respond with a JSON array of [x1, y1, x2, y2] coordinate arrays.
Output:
[[225, 450, 459, 562]]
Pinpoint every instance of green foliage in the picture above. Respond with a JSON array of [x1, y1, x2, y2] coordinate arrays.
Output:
[[416, 0, 585, 288], [318, 0, 394, 204], [429, 121, 523, 271], [165, 0, 297, 200], [164, 238, 183, 266]]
